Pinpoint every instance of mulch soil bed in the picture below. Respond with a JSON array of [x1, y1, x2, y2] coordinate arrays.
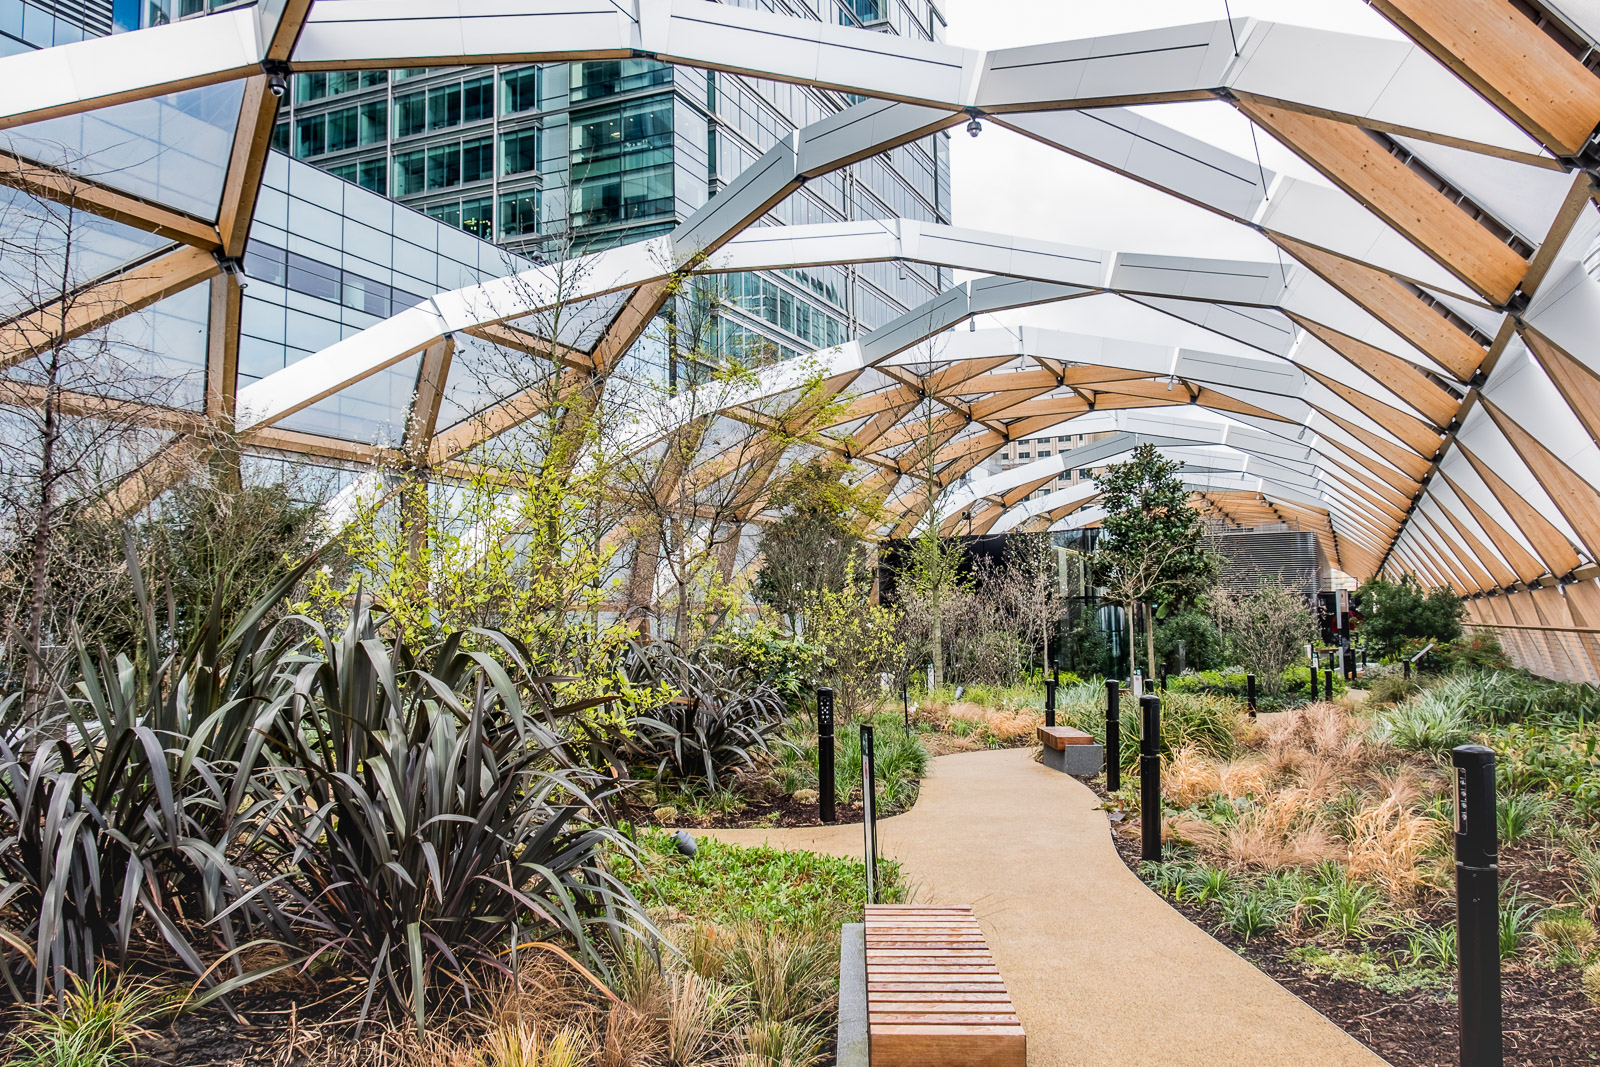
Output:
[[1086, 775, 1600, 1067]]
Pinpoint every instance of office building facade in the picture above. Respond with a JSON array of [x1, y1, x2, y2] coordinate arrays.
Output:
[[267, 0, 953, 369]]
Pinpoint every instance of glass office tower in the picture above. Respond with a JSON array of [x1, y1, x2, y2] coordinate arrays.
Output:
[[268, 0, 954, 364], [0, 0, 138, 54]]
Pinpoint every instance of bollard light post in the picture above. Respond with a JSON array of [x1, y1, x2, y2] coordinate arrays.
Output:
[[861, 724, 879, 904], [1453, 745, 1502, 1067], [1404, 658, 1412, 681], [1159, 669, 1168, 692], [1246, 673, 1257, 719], [1324, 667, 1334, 702], [1139, 694, 1162, 862], [1044, 677, 1057, 728], [1104, 679, 1121, 791], [817, 687, 836, 824]]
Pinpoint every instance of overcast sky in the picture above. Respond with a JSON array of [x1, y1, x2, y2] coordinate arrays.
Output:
[[936, 0, 1403, 347]]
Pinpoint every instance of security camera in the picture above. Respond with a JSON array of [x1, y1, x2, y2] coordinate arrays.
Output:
[[262, 60, 291, 100]]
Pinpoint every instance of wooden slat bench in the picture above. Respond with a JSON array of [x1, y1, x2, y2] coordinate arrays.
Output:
[[1038, 724, 1105, 775], [864, 904, 1025, 1067], [1038, 725, 1093, 749]]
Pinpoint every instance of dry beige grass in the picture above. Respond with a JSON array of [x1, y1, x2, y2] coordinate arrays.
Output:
[[1344, 793, 1449, 905], [926, 701, 1041, 746], [1166, 746, 1222, 807], [1184, 791, 1339, 871], [1159, 693, 1456, 911]]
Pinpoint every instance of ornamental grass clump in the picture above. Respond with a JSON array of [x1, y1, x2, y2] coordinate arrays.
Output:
[[0, 562, 658, 1030], [1371, 690, 1475, 753], [620, 641, 787, 791]]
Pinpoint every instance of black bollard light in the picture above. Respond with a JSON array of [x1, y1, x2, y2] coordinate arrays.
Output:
[[1404, 658, 1412, 681], [1139, 694, 1162, 862], [817, 687, 836, 824], [1105, 678, 1121, 791], [1044, 677, 1057, 728], [1160, 669, 1168, 692], [1324, 667, 1333, 702], [861, 724, 879, 904], [1246, 673, 1257, 719], [1454, 745, 1502, 1067], [1310, 662, 1317, 696]]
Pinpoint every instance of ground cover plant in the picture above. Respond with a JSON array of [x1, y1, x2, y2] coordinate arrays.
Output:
[[1099, 669, 1600, 1066]]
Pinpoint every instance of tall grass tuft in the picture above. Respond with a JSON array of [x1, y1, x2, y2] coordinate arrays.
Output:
[[1371, 690, 1475, 752], [5, 974, 162, 1067]]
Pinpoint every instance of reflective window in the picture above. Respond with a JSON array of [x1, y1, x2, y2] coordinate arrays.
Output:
[[296, 72, 328, 103], [357, 158, 386, 195], [326, 107, 358, 154], [461, 196, 492, 240], [358, 100, 387, 145], [425, 201, 460, 230], [463, 75, 493, 123], [462, 136, 493, 184], [502, 68, 538, 115], [393, 150, 426, 196], [428, 83, 462, 130], [394, 92, 426, 138], [501, 129, 538, 176], [295, 115, 325, 158], [500, 188, 540, 238], [570, 58, 672, 103], [427, 142, 461, 189]]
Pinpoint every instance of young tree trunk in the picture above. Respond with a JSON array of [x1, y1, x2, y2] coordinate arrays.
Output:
[[1145, 601, 1158, 686], [931, 599, 944, 690], [23, 357, 58, 712], [1126, 603, 1136, 683]]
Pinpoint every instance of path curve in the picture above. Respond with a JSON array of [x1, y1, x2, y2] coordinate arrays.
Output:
[[705, 747, 1389, 1067]]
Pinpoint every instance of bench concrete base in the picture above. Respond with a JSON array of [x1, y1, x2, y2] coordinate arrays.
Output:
[[1042, 741, 1105, 775], [837, 923, 868, 1067]]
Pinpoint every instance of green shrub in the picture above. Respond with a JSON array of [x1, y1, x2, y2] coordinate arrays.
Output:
[[1304, 868, 1382, 939], [622, 641, 788, 790], [1365, 673, 1423, 706], [1221, 890, 1278, 941], [1155, 610, 1224, 672], [1372, 690, 1475, 752], [1404, 922, 1458, 970], [1496, 793, 1551, 845], [613, 831, 904, 930], [708, 624, 819, 706], [5, 975, 162, 1067], [772, 713, 926, 814], [1501, 892, 1536, 959]]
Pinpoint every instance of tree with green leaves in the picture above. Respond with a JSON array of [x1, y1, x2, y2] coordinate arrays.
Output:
[[1092, 445, 1219, 681], [1212, 580, 1313, 697], [1356, 573, 1463, 658], [753, 459, 873, 634]]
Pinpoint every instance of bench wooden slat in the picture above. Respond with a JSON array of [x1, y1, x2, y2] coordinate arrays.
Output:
[[865, 904, 1025, 1067], [1037, 724, 1094, 749]]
